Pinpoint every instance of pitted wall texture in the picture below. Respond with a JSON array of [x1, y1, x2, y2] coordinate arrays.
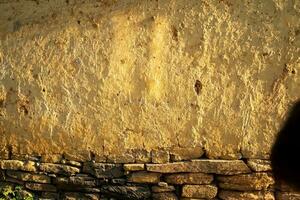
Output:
[[0, 0, 299, 160]]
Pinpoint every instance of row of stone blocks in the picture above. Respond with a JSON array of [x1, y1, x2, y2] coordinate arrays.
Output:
[[0, 158, 299, 199]]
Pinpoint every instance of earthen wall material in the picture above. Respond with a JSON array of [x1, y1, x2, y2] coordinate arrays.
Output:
[[0, 0, 300, 198], [1, 0, 299, 161]]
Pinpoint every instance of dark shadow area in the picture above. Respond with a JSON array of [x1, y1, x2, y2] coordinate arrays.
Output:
[[271, 100, 300, 190]]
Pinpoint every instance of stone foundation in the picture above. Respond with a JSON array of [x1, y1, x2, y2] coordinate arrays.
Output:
[[0, 152, 299, 200]]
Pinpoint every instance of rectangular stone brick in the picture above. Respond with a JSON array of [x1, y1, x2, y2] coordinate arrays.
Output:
[[57, 185, 101, 193], [124, 163, 145, 171], [246, 159, 272, 172], [23, 161, 37, 172], [64, 151, 91, 162], [182, 185, 218, 199], [11, 154, 40, 161], [217, 173, 275, 191], [147, 162, 186, 173], [152, 192, 178, 200], [54, 176, 97, 187], [5, 176, 24, 185], [41, 192, 59, 199], [0, 160, 36, 172], [25, 183, 56, 192], [39, 163, 80, 175], [128, 171, 161, 183], [63, 192, 100, 200], [165, 173, 213, 185], [112, 178, 126, 184], [152, 184, 175, 193], [170, 147, 204, 161], [7, 170, 51, 183], [69, 160, 82, 167], [62, 160, 82, 167], [0, 160, 22, 170], [41, 154, 62, 163], [0, 149, 9, 159], [151, 150, 170, 164], [101, 185, 151, 199], [147, 159, 250, 174], [190, 159, 251, 175], [133, 149, 151, 163], [219, 190, 275, 200], [107, 153, 135, 164], [83, 162, 123, 178]]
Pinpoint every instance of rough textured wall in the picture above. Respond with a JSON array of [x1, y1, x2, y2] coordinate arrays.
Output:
[[0, 0, 299, 161]]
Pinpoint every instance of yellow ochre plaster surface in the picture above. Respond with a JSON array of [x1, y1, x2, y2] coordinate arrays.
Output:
[[0, 0, 299, 160]]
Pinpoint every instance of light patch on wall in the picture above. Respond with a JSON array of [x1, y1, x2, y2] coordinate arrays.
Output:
[[144, 16, 170, 102]]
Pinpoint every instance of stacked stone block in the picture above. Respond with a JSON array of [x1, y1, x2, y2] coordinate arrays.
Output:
[[0, 150, 299, 199]]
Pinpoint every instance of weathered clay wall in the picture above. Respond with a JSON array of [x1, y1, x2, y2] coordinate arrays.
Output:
[[0, 0, 300, 161]]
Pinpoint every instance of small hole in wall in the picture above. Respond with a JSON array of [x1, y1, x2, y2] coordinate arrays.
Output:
[[0, 99, 4, 107], [171, 26, 178, 41], [20, 105, 29, 115], [291, 69, 296, 74], [194, 80, 202, 95], [90, 152, 96, 161], [200, 147, 209, 159], [42, 88, 46, 92], [33, 74, 38, 79], [77, 20, 81, 25]]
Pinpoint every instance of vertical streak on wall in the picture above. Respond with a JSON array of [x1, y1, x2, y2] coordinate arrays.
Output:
[[145, 16, 168, 102]]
